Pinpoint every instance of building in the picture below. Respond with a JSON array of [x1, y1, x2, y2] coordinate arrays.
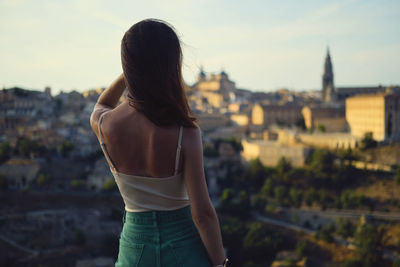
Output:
[[322, 48, 335, 103], [346, 93, 400, 142], [241, 139, 311, 167], [191, 68, 237, 109], [0, 87, 54, 131], [0, 157, 41, 189], [298, 132, 360, 149], [321, 48, 397, 103], [251, 103, 302, 129], [301, 105, 347, 132]]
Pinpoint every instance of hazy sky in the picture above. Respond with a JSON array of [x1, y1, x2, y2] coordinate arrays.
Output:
[[1, 0, 399, 95]]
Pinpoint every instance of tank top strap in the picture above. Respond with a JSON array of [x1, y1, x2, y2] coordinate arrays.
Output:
[[98, 113, 117, 171], [174, 126, 183, 175]]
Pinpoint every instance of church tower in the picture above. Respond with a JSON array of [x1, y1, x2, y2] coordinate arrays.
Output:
[[322, 48, 336, 102]]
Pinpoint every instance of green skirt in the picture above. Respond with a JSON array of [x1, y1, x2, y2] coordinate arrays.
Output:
[[115, 205, 212, 267]]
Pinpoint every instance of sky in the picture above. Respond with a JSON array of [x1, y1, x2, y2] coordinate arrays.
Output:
[[0, 0, 399, 95]]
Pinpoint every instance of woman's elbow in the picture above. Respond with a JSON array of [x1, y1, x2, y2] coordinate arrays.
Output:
[[192, 205, 217, 226]]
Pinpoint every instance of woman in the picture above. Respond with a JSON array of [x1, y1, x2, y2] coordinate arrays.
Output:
[[90, 19, 228, 267]]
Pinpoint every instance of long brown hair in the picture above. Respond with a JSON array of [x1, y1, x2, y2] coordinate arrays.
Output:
[[121, 19, 196, 127]]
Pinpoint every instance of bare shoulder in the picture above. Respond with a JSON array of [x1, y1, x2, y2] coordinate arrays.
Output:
[[182, 124, 202, 148]]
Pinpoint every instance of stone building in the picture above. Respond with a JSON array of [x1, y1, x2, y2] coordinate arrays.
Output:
[[0, 157, 41, 189], [301, 105, 347, 132], [241, 139, 311, 167], [251, 103, 302, 129], [191, 68, 237, 109], [0, 87, 54, 131], [346, 93, 400, 142]]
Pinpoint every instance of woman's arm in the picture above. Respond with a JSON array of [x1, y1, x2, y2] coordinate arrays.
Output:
[[90, 73, 126, 136], [182, 126, 226, 266]]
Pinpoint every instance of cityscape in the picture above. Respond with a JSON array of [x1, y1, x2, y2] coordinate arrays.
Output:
[[1, 46, 400, 267]]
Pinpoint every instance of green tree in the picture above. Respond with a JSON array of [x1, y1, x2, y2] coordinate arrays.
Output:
[[289, 188, 303, 208], [237, 190, 251, 219], [36, 173, 51, 187], [340, 190, 365, 209], [295, 116, 306, 130], [261, 178, 274, 197], [295, 240, 307, 258], [309, 149, 335, 180], [0, 174, 7, 190], [102, 179, 117, 191], [0, 141, 11, 163], [244, 158, 269, 191], [242, 222, 283, 264], [317, 124, 326, 133], [395, 165, 400, 184], [360, 132, 377, 150], [58, 140, 74, 158], [274, 185, 287, 205], [276, 157, 292, 181], [219, 188, 235, 212], [252, 194, 267, 212], [221, 217, 247, 265], [203, 143, 219, 157], [336, 217, 355, 238], [304, 188, 318, 207], [16, 137, 46, 157], [353, 223, 385, 267], [315, 223, 335, 243]]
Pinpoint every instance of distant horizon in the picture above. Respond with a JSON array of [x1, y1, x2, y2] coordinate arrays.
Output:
[[1, 0, 399, 95], [4, 79, 399, 96]]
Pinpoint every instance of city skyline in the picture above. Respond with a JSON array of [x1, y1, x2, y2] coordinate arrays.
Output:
[[1, 0, 399, 95]]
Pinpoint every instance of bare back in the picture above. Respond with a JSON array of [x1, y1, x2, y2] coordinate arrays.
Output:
[[99, 101, 183, 178]]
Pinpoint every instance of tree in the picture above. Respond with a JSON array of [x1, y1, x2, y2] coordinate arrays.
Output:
[[237, 190, 251, 218], [304, 188, 318, 207], [315, 223, 335, 243], [295, 116, 306, 130], [336, 217, 355, 238], [353, 223, 385, 267], [221, 217, 247, 265], [58, 140, 74, 158], [317, 124, 326, 133], [360, 132, 377, 150], [0, 174, 7, 190], [340, 190, 365, 209], [219, 188, 235, 212], [203, 143, 219, 157], [276, 157, 292, 181], [295, 240, 308, 258], [395, 165, 400, 184], [244, 158, 270, 191], [36, 173, 51, 187], [309, 149, 335, 180], [242, 222, 283, 264], [102, 179, 117, 191], [261, 178, 274, 197], [16, 137, 46, 157], [274, 186, 287, 205], [289, 188, 303, 208], [0, 141, 11, 163]]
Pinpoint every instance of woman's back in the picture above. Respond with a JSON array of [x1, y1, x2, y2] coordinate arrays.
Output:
[[100, 100, 183, 177], [90, 18, 226, 266]]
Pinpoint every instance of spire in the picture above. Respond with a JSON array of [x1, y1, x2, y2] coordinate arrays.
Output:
[[322, 47, 335, 102], [198, 65, 206, 82]]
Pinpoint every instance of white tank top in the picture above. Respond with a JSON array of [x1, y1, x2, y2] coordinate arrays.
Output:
[[98, 113, 190, 212]]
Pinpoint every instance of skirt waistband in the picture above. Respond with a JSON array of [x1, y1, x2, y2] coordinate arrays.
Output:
[[123, 205, 191, 224]]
